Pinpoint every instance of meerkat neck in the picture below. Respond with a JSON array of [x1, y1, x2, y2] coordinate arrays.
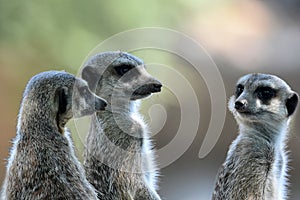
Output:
[[18, 102, 57, 137], [239, 121, 288, 145], [104, 97, 138, 115], [92, 100, 144, 150]]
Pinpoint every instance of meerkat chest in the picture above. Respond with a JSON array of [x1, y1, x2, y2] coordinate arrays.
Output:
[[264, 173, 282, 200], [266, 152, 287, 200], [131, 112, 148, 133], [113, 112, 147, 138]]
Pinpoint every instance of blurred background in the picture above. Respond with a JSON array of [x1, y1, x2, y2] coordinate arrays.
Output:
[[1, 0, 300, 199]]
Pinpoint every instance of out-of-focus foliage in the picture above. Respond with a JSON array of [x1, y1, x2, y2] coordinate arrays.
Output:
[[0, 0, 201, 71]]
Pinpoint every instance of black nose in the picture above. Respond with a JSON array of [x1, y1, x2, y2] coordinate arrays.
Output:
[[95, 97, 107, 111], [235, 100, 246, 111], [151, 83, 162, 93]]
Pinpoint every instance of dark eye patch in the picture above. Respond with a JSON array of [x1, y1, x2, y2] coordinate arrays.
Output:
[[114, 64, 135, 76], [235, 84, 244, 97], [255, 86, 277, 102]]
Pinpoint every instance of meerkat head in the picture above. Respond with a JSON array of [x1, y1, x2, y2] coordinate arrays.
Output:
[[228, 73, 298, 125], [22, 71, 107, 134], [81, 51, 162, 105], [54, 77, 107, 133], [72, 78, 107, 118]]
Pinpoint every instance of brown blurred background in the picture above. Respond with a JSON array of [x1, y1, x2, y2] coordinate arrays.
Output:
[[1, 0, 300, 199]]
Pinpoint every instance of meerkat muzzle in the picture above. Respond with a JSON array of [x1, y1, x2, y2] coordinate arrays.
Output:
[[150, 83, 162, 93], [95, 96, 107, 111], [234, 99, 248, 113]]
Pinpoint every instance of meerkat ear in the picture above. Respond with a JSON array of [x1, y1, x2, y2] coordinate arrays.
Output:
[[286, 92, 298, 117], [81, 66, 99, 92], [56, 87, 68, 114]]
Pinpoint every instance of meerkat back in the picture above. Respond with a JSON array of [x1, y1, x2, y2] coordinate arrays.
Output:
[[212, 73, 298, 200], [0, 71, 107, 200]]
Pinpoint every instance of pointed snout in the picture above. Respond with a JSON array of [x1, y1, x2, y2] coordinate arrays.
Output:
[[150, 82, 162, 93], [149, 79, 162, 93], [94, 96, 107, 111], [234, 99, 248, 112]]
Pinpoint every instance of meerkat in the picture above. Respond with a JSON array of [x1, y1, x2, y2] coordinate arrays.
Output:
[[212, 73, 299, 200], [1, 71, 107, 200], [81, 51, 162, 200]]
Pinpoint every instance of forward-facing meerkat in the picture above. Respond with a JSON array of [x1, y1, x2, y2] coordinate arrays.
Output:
[[212, 73, 299, 200], [1, 71, 107, 200], [81, 51, 162, 200]]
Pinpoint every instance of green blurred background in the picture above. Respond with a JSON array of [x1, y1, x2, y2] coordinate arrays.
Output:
[[1, 0, 300, 199]]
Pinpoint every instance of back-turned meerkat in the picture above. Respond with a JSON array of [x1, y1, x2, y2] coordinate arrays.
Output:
[[212, 73, 298, 200], [81, 51, 162, 200], [1, 71, 107, 200]]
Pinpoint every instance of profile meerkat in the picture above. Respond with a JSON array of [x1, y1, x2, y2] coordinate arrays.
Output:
[[212, 73, 299, 200], [1, 71, 107, 200], [81, 51, 162, 200]]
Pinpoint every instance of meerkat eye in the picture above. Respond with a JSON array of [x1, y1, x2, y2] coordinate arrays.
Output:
[[256, 87, 276, 101], [235, 84, 244, 97], [114, 64, 134, 76]]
